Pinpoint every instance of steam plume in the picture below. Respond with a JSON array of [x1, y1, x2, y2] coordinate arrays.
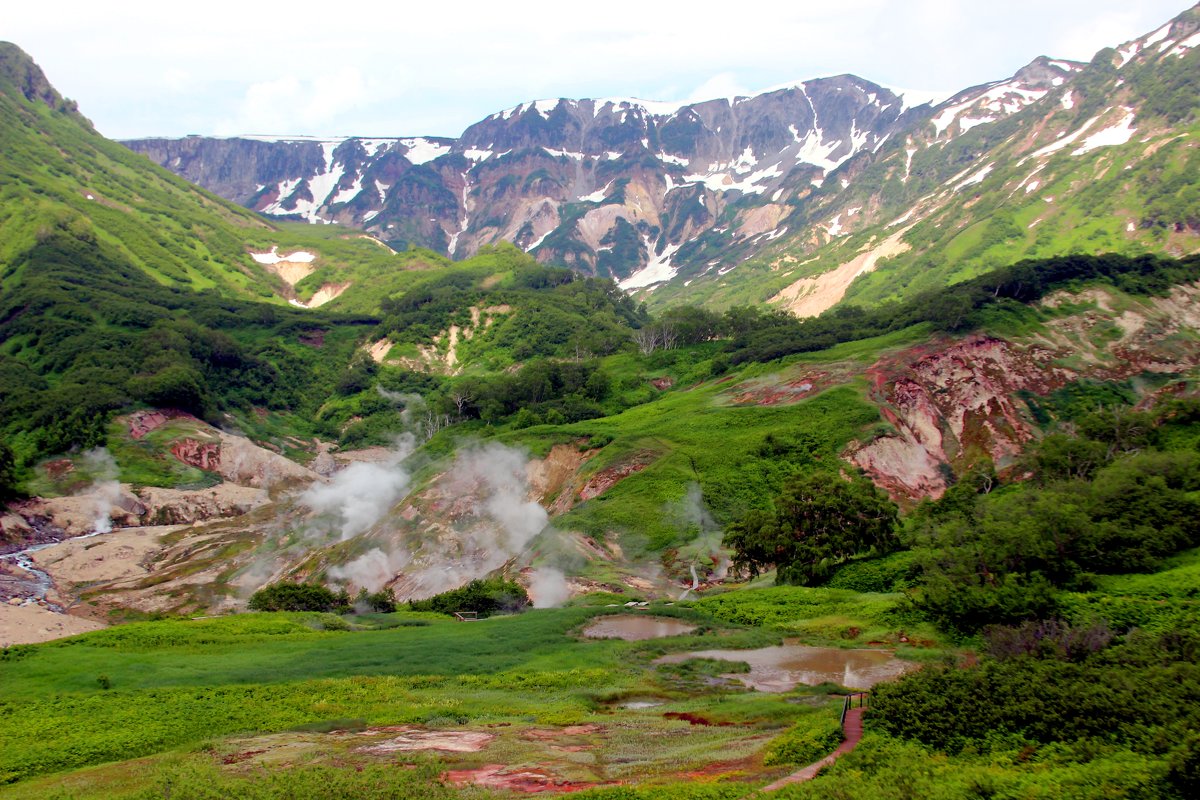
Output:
[[80, 448, 121, 534]]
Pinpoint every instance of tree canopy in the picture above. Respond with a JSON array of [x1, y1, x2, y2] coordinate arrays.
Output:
[[723, 470, 900, 585]]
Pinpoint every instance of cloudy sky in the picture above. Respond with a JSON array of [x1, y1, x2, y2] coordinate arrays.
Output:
[[3, 0, 1190, 139]]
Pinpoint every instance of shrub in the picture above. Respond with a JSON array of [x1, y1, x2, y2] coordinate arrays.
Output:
[[407, 578, 529, 616], [762, 717, 844, 766], [248, 582, 350, 613]]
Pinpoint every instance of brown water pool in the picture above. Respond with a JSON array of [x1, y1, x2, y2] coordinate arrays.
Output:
[[654, 644, 916, 691], [581, 615, 697, 641]]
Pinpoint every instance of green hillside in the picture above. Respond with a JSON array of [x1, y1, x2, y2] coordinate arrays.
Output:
[[645, 8, 1200, 313], [3, 21, 1200, 800]]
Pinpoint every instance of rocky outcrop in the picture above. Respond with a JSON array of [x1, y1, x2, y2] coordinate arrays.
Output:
[[850, 336, 1070, 500], [849, 287, 1200, 502], [171, 438, 221, 471], [136, 484, 269, 525]]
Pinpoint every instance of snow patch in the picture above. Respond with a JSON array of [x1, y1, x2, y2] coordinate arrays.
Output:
[[463, 148, 493, 162], [955, 163, 994, 190], [1167, 31, 1200, 56], [1025, 113, 1103, 160], [827, 213, 846, 237], [251, 247, 316, 265], [1071, 110, 1136, 155], [542, 147, 585, 160], [400, 138, 451, 165], [579, 182, 613, 203], [657, 152, 689, 167], [619, 239, 683, 290], [957, 115, 997, 134], [330, 175, 363, 206], [1144, 23, 1173, 47]]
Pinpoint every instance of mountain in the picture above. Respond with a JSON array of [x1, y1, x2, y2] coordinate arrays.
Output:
[[124, 5, 1200, 311], [657, 4, 1200, 313], [123, 76, 935, 281]]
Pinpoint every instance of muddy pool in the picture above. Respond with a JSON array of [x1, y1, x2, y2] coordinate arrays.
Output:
[[581, 615, 697, 641], [654, 644, 915, 691]]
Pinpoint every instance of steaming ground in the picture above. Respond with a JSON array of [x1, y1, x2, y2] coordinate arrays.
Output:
[[80, 448, 122, 534]]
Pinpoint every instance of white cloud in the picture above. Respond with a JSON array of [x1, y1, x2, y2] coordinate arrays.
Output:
[[215, 68, 371, 136], [1, 0, 1190, 138]]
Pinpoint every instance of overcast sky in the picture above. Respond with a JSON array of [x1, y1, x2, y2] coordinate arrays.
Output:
[[2, 0, 1191, 139]]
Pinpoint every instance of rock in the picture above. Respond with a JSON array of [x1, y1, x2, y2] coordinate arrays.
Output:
[[171, 438, 222, 471], [136, 484, 270, 525], [311, 452, 337, 476]]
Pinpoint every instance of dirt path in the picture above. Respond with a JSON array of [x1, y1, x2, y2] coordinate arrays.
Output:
[[758, 705, 866, 792]]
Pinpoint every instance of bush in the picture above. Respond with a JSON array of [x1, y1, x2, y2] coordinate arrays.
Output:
[[407, 578, 529, 616], [354, 588, 396, 613], [248, 582, 350, 613], [762, 717, 844, 766]]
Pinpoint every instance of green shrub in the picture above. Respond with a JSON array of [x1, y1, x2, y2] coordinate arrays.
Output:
[[407, 578, 529, 616], [248, 582, 350, 613], [762, 717, 844, 766]]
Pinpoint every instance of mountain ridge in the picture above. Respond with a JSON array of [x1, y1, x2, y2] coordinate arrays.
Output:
[[121, 4, 1199, 312]]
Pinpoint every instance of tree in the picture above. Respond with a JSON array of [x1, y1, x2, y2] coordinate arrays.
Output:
[[0, 440, 18, 501], [724, 471, 900, 585]]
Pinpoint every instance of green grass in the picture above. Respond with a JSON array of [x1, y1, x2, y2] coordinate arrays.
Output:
[[525, 383, 882, 555], [0, 605, 847, 788]]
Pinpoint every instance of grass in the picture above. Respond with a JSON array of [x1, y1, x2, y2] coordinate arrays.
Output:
[[0, 605, 855, 791]]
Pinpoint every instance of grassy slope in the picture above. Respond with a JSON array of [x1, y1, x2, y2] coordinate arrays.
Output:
[[646, 42, 1200, 313]]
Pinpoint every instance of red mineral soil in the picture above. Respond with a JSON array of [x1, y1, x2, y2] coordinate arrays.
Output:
[[675, 754, 760, 783], [171, 438, 222, 471], [442, 764, 606, 794], [521, 724, 602, 741], [578, 453, 657, 501], [727, 370, 832, 406], [42, 459, 75, 480], [125, 409, 194, 439], [849, 335, 1073, 502], [663, 711, 735, 727]]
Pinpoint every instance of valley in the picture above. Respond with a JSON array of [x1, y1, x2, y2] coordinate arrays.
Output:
[[1, 3, 1199, 798]]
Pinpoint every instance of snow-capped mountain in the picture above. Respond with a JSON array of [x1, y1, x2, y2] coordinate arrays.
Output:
[[124, 76, 941, 283], [123, 4, 1199, 299]]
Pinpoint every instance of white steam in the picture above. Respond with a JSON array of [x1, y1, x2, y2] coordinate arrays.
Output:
[[80, 448, 121, 534], [444, 441, 549, 553], [528, 566, 571, 608], [673, 482, 729, 599], [329, 547, 410, 592], [300, 434, 416, 540], [387, 441, 551, 599]]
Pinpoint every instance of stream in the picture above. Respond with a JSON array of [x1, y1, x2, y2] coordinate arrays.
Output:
[[1, 529, 108, 611]]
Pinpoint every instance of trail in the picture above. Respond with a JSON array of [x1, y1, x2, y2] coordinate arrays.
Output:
[[757, 702, 866, 792]]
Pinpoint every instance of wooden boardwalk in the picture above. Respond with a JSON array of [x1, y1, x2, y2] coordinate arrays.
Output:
[[758, 701, 867, 792]]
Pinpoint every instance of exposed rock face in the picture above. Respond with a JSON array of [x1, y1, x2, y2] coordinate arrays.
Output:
[[136, 484, 270, 525], [849, 286, 1200, 502], [171, 438, 221, 471], [850, 336, 1071, 500], [215, 431, 318, 488], [0, 42, 84, 118], [126, 409, 193, 439]]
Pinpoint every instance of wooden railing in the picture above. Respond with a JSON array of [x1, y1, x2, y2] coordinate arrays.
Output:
[[840, 691, 869, 726]]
